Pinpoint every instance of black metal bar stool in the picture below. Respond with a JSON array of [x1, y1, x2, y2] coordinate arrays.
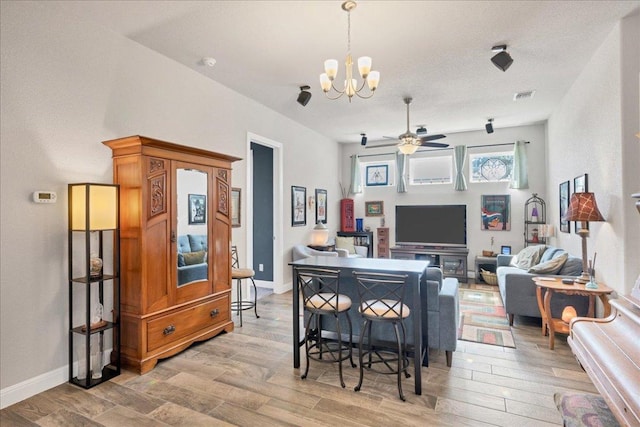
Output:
[[294, 266, 356, 388], [230, 245, 259, 327], [353, 271, 411, 401]]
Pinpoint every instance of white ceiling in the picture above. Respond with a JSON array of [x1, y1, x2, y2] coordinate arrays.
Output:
[[55, 0, 638, 144]]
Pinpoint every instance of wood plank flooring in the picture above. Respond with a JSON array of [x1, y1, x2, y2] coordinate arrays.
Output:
[[1, 288, 598, 426]]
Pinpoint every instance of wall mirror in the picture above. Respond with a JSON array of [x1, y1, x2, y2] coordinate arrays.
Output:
[[176, 168, 208, 287]]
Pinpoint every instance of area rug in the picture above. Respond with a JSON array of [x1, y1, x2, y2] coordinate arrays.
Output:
[[458, 284, 516, 348]]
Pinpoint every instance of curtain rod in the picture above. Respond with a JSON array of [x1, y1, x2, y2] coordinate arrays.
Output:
[[355, 141, 529, 159]]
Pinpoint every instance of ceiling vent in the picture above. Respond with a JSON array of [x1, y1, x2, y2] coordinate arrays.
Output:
[[513, 90, 535, 101]]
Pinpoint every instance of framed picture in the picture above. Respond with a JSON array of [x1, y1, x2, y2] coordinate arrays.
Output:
[[231, 188, 241, 228], [188, 194, 206, 225], [501, 245, 512, 255], [365, 200, 384, 216], [315, 189, 327, 224], [573, 173, 589, 233], [291, 186, 306, 226], [365, 164, 388, 186], [559, 180, 570, 233], [480, 195, 510, 230]]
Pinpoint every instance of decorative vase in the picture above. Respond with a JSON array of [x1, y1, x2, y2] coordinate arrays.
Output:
[[90, 335, 103, 379], [89, 253, 103, 278]]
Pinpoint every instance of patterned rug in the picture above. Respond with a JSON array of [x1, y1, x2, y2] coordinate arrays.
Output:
[[458, 284, 516, 348]]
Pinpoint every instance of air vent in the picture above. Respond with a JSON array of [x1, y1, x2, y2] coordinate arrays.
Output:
[[513, 90, 535, 101]]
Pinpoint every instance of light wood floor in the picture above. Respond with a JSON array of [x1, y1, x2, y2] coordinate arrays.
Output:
[[1, 288, 597, 426]]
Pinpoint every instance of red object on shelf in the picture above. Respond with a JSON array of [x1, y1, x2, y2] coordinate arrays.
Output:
[[340, 199, 355, 232]]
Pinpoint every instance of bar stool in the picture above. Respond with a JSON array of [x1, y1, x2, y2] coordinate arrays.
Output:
[[294, 266, 356, 388], [353, 271, 411, 401], [230, 245, 259, 327]]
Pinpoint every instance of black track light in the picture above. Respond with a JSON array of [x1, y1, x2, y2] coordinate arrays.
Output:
[[491, 45, 513, 72], [297, 85, 312, 106], [360, 133, 367, 146], [486, 118, 494, 134]]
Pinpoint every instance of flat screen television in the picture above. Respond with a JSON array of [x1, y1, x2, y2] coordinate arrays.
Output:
[[395, 205, 467, 248]]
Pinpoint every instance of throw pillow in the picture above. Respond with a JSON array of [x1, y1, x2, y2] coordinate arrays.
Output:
[[528, 253, 568, 274], [335, 236, 356, 255], [183, 250, 206, 265], [178, 253, 186, 267], [510, 245, 547, 270]]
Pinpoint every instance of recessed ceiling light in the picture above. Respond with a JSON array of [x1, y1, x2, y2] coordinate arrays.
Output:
[[202, 57, 217, 67]]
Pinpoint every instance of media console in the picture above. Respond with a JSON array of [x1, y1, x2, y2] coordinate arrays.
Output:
[[390, 246, 469, 283]]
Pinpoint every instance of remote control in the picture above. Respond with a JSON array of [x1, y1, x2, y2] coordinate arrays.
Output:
[[561, 278, 574, 284]]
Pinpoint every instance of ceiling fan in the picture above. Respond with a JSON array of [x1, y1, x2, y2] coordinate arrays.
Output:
[[367, 97, 449, 152]]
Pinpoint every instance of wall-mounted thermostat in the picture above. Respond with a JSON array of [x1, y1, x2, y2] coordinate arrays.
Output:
[[33, 191, 57, 203]]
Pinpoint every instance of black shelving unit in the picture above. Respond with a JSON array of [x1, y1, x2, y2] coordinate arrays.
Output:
[[68, 183, 120, 388], [337, 231, 374, 257], [524, 193, 546, 247]]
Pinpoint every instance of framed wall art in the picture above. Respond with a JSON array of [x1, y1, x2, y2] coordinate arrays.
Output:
[[315, 188, 327, 224], [365, 164, 388, 186], [559, 180, 570, 233], [573, 173, 589, 233], [480, 195, 510, 230], [231, 187, 241, 228], [291, 186, 306, 226], [365, 200, 384, 216], [188, 194, 206, 225]]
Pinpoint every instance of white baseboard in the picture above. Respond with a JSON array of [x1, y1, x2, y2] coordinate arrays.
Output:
[[1, 351, 112, 409], [0, 365, 66, 409], [274, 280, 292, 294]]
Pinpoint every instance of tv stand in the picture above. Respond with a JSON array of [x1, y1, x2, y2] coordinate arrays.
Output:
[[390, 246, 468, 283]]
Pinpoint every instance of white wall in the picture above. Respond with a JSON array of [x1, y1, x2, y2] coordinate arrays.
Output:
[[547, 13, 640, 295], [340, 124, 547, 272], [0, 1, 339, 403]]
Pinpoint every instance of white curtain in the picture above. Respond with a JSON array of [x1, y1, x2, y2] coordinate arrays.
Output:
[[453, 145, 467, 191], [396, 152, 407, 193], [349, 155, 362, 194], [509, 140, 529, 189]]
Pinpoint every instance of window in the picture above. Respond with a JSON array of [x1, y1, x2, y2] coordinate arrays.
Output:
[[409, 155, 453, 185], [469, 151, 513, 183]]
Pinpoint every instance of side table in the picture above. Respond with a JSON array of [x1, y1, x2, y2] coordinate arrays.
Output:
[[533, 277, 613, 349], [307, 244, 335, 252], [475, 255, 497, 283]]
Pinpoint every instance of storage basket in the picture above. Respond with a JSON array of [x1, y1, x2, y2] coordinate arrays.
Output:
[[481, 269, 498, 285]]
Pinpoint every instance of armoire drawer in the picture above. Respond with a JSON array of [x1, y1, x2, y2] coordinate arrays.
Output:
[[147, 295, 229, 352]]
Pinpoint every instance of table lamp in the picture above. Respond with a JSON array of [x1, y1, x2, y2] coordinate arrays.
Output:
[[562, 192, 605, 285], [310, 221, 329, 245]]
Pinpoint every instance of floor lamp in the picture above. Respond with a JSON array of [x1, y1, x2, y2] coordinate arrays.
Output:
[[563, 192, 605, 286]]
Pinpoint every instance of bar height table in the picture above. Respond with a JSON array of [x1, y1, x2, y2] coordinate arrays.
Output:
[[289, 256, 430, 395]]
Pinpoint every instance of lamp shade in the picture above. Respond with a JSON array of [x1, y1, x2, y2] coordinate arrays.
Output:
[[398, 142, 419, 155], [310, 221, 329, 245], [563, 192, 605, 222], [70, 183, 118, 231]]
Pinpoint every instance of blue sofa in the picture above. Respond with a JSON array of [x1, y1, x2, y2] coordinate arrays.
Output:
[[496, 246, 589, 325], [177, 234, 207, 286]]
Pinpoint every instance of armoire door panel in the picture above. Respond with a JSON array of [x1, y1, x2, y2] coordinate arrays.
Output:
[[144, 219, 170, 313]]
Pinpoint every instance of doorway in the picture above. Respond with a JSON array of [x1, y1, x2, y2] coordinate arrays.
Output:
[[246, 133, 284, 293]]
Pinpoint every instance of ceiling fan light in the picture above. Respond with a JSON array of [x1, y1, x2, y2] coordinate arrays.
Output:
[[366, 71, 380, 90], [357, 56, 372, 77], [398, 142, 419, 155], [324, 59, 338, 80], [319, 73, 332, 92]]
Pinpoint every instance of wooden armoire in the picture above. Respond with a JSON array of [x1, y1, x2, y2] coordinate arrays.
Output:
[[103, 135, 240, 373]]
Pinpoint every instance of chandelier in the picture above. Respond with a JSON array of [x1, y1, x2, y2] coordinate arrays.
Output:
[[319, 1, 380, 102]]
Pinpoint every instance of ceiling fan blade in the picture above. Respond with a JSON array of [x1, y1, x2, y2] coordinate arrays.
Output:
[[382, 135, 398, 140], [420, 134, 447, 142], [365, 141, 399, 149], [419, 141, 449, 148]]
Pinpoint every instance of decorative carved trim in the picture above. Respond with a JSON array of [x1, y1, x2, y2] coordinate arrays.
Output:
[[217, 169, 228, 182], [149, 175, 166, 217], [149, 158, 165, 174], [218, 180, 229, 215]]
